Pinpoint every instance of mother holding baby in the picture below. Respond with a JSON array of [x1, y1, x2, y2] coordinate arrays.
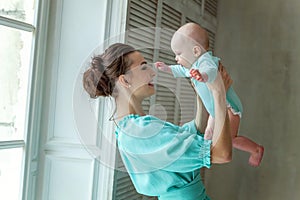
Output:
[[83, 42, 232, 200]]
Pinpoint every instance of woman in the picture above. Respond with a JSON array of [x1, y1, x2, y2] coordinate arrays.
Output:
[[83, 43, 232, 200]]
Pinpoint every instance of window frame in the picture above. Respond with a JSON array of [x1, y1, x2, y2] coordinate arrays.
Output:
[[0, 0, 50, 199]]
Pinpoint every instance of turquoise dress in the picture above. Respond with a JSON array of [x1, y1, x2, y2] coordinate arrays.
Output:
[[170, 51, 243, 118], [115, 114, 212, 200]]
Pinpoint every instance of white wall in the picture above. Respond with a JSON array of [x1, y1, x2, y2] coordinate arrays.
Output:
[[36, 0, 111, 199], [205, 0, 300, 199]]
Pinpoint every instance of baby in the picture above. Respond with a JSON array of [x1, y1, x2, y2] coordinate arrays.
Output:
[[155, 22, 264, 167]]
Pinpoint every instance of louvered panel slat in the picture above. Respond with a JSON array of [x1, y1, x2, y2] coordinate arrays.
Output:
[[129, 1, 157, 25], [156, 83, 176, 93], [158, 3, 179, 69], [142, 98, 150, 113], [181, 104, 195, 111], [181, 100, 196, 106], [156, 81, 176, 89], [159, 41, 171, 49], [180, 103, 196, 109], [178, 77, 197, 124], [127, 36, 154, 48], [129, 12, 155, 27], [206, 29, 216, 51], [131, 0, 157, 14], [128, 28, 156, 42], [155, 109, 175, 122], [155, 83, 176, 123], [159, 36, 172, 48], [159, 51, 174, 61], [180, 90, 195, 96], [160, 31, 174, 39], [129, 8, 156, 24], [140, 0, 157, 10], [161, 3, 181, 30], [156, 110, 175, 122], [158, 53, 174, 63], [156, 91, 177, 98], [114, 148, 143, 199], [115, 176, 143, 200], [161, 21, 179, 31], [185, 17, 194, 23], [162, 3, 181, 19], [156, 97, 177, 104], [181, 101, 196, 107], [185, 18, 192, 23], [156, 72, 176, 82], [157, 83, 176, 91], [181, 109, 194, 116], [193, 0, 202, 6], [140, 52, 153, 61], [205, 0, 218, 17], [161, 18, 180, 30], [159, 37, 172, 47]]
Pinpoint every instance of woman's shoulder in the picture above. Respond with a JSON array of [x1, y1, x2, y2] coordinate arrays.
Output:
[[116, 114, 181, 139], [118, 114, 162, 125], [118, 114, 198, 130]]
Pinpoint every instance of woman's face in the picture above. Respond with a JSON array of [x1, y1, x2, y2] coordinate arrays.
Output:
[[125, 51, 156, 100]]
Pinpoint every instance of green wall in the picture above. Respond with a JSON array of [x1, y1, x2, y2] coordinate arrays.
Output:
[[205, 0, 300, 199]]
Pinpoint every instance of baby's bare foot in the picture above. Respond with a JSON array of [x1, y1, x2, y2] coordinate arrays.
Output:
[[248, 145, 264, 167]]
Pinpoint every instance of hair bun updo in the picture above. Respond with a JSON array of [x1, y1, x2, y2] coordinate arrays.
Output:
[[83, 55, 113, 98], [82, 43, 136, 98]]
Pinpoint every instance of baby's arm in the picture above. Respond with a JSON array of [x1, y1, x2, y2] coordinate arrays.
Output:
[[154, 61, 172, 74], [156, 61, 190, 77], [190, 60, 218, 82]]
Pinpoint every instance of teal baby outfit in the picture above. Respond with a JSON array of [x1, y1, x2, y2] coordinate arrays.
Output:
[[170, 51, 243, 118], [115, 114, 211, 200]]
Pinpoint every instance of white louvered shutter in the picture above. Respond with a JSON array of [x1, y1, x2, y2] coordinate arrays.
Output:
[[113, 0, 158, 199], [154, 2, 182, 124], [126, 0, 157, 113], [204, 0, 218, 18], [113, 1, 219, 199]]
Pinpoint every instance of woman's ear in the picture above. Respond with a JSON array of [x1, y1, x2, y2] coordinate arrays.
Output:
[[118, 75, 131, 88], [193, 46, 202, 57]]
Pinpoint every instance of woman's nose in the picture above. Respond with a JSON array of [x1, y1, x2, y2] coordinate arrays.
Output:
[[150, 67, 156, 77]]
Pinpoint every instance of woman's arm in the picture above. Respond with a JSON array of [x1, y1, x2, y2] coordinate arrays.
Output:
[[209, 64, 232, 163], [194, 63, 233, 163], [194, 94, 209, 134]]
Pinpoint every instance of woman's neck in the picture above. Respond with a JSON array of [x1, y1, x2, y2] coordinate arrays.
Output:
[[115, 95, 145, 120]]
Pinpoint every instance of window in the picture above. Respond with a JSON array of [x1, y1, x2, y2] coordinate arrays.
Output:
[[0, 0, 47, 199]]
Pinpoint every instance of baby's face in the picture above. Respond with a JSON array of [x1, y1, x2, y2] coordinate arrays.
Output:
[[171, 34, 198, 68]]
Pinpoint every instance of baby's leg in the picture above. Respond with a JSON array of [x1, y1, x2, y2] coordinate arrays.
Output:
[[204, 115, 214, 140], [228, 109, 264, 167]]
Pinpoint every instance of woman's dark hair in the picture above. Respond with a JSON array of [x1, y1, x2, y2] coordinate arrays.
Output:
[[83, 43, 136, 98]]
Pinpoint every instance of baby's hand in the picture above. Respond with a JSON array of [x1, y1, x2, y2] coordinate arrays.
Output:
[[154, 61, 171, 73], [190, 69, 208, 82]]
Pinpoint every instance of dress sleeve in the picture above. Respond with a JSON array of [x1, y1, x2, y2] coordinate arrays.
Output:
[[117, 115, 211, 173], [170, 64, 190, 77], [197, 60, 218, 83]]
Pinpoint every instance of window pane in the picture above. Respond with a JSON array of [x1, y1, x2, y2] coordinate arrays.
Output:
[[0, 0, 35, 24], [0, 148, 24, 200], [0, 25, 32, 141]]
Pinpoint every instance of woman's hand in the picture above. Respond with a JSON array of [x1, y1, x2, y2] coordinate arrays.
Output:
[[218, 62, 233, 92]]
